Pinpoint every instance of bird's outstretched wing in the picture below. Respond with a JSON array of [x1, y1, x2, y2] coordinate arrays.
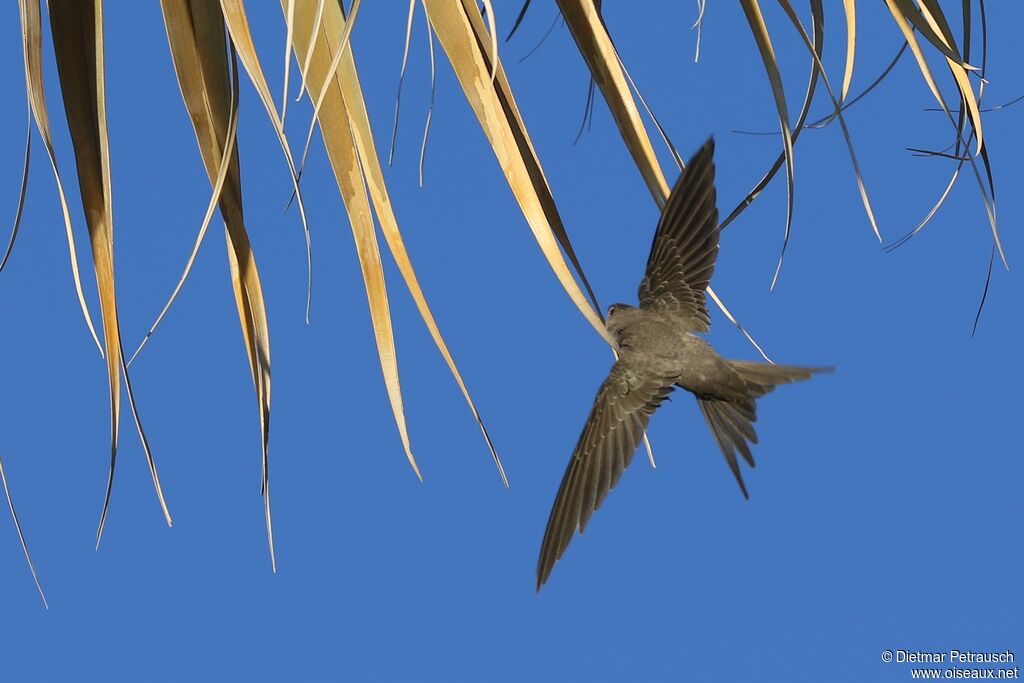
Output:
[[638, 138, 719, 331], [537, 362, 674, 590]]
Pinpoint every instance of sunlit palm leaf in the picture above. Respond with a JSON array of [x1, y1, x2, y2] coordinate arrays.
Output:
[[283, 0, 422, 480], [0, 453, 46, 608], [886, 0, 983, 156], [16, 0, 103, 355], [293, 0, 360, 183], [0, 108, 29, 274], [554, 0, 671, 206], [776, 0, 880, 245], [1, 0, 1011, 605], [388, 0, 440, 186], [281, 0, 297, 122], [738, 0, 796, 288], [915, 0, 983, 153], [47, 0, 172, 544], [293, 0, 326, 104], [840, 0, 856, 104], [544, 0, 772, 358], [159, 0, 277, 570], [721, 0, 824, 234], [219, 0, 313, 322], [465, 1, 669, 463], [806, 41, 908, 130], [464, 1, 604, 314], [286, 0, 508, 485], [422, 0, 613, 347], [882, 0, 1002, 266], [892, 0, 976, 70]]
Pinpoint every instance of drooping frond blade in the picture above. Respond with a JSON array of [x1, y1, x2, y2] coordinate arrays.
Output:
[[287, 0, 508, 485], [48, 0, 172, 545], [739, 0, 796, 289], [883, 0, 1002, 266], [840, 0, 856, 104], [539, 2, 775, 360], [17, 0, 103, 356], [0, 108, 30, 275], [720, 0, 824, 234], [283, 0, 421, 480], [0, 453, 47, 608], [219, 0, 313, 322], [160, 0, 277, 571], [421, 0, 612, 346], [554, 0, 671, 208], [775, 0, 880, 245]]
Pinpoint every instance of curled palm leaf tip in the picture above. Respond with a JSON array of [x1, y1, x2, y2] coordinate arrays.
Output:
[[537, 140, 832, 590]]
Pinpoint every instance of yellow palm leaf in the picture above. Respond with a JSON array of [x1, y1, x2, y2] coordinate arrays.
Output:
[[286, 0, 508, 484], [159, 0, 277, 570], [47, 0, 173, 544]]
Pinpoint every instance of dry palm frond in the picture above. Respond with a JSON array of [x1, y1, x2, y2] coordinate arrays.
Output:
[[286, 0, 414, 483], [541, 1, 772, 355], [547, 1, 995, 271], [389, 0, 420, 168], [421, 0, 612, 346], [285, 0, 508, 484], [293, 0, 361, 185], [883, 0, 1002, 267], [1, 453, 46, 608], [972, 244, 995, 336], [806, 42, 909, 130], [552, 0, 801, 284], [417, 12, 438, 187], [220, 0, 314, 323], [3, 0, 1013, 605], [720, 0, 825, 235], [555, 0, 671, 206], [281, 0, 297, 122], [590, 1, 998, 333], [293, 0, 326, 105], [16, 0, 102, 355], [839, 0, 856, 104], [389, 0, 438, 186], [776, 0, 880, 244], [158, 0, 277, 569], [738, 0, 796, 289], [47, 0, 172, 545], [1, 106, 29, 275]]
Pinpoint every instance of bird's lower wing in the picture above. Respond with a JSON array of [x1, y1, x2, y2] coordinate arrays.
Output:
[[536, 363, 674, 590]]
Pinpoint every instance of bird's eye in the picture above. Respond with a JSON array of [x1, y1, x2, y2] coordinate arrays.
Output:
[[607, 305, 617, 317]]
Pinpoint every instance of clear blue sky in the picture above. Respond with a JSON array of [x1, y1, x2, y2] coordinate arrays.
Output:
[[1, 3, 1021, 681]]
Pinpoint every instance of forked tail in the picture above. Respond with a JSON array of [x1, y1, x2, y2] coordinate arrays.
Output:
[[697, 361, 832, 498]]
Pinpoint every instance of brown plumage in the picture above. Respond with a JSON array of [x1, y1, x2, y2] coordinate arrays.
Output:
[[536, 139, 831, 590]]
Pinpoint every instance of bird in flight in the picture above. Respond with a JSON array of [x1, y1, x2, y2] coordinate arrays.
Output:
[[536, 138, 830, 590]]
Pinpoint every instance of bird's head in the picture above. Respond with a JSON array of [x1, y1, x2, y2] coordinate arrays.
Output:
[[605, 303, 635, 338]]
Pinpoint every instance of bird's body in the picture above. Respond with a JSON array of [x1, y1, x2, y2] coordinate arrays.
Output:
[[610, 305, 742, 399], [536, 139, 830, 590]]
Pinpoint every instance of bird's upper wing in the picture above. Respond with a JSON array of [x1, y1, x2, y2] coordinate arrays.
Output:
[[637, 138, 719, 331], [536, 361, 674, 590]]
